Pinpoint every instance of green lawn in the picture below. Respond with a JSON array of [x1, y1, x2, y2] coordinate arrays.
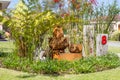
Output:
[[0, 41, 15, 59], [0, 67, 120, 80], [0, 41, 15, 53], [108, 46, 120, 53]]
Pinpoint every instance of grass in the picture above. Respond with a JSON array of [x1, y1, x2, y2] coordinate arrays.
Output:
[[0, 41, 15, 53], [0, 67, 120, 80], [108, 46, 120, 53], [0, 41, 15, 59]]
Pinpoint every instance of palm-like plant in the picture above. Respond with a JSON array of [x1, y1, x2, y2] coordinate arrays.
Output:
[[1, 0, 79, 60]]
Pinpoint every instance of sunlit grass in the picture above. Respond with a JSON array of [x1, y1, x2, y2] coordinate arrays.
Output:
[[108, 46, 120, 53], [0, 41, 15, 53], [0, 41, 15, 59], [0, 67, 120, 80]]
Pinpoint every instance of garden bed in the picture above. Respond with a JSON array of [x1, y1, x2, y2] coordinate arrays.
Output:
[[1, 53, 120, 74]]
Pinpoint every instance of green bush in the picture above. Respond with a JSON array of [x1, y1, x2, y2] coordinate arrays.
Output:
[[1, 53, 120, 74], [0, 30, 5, 39], [110, 31, 120, 41]]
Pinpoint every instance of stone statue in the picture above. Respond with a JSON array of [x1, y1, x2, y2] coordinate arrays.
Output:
[[49, 25, 69, 56]]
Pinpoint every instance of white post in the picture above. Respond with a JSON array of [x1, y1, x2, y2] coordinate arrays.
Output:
[[83, 25, 95, 57], [96, 34, 108, 56], [0, 24, 3, 31]]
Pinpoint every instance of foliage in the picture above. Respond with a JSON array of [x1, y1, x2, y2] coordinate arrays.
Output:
[[1, 0, 80, 60], [0, 30, 5, 36], [40, 0, 95, 44], [2, 1, 57, 59], [93, 0, 120, 34], [40, 0, 120, 56], [0, 30, 5, 39], [1, 53, 120, 74], [110, 31, 120, 41], [1, 0, 119, 58], [83, 0, 120, 56]]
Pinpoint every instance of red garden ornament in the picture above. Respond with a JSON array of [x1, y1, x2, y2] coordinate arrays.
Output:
[[89, 0, 97, 5], [101, 35, 107, 45], [71, 0, 76, 3], [61, 13, 69, 17], [53, 0, 60, 3]]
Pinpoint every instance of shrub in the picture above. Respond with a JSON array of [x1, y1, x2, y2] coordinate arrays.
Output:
[[0, 30, 5, 39], [1, 53, 120, 74], [110, 31, 120, 41]]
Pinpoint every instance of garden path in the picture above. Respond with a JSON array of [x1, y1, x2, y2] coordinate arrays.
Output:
[[108, 41, 120, 47], [108, 41, 120, 57]]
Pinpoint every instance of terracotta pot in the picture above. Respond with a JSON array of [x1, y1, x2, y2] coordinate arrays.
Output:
[[53, 53, 82, 61]]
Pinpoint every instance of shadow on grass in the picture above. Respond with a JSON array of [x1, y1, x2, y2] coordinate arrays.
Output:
[[0, 52, 9, 57], [16, 69, 62, 79], [16, 72, 64, 79], [0, 48, 14, 57], [17, 74, 37, 78]]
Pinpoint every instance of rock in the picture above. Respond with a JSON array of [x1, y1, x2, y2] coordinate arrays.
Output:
[[69, 44, 82, 53], [53, 26, 64, 39], [49, 37, 69, 50]]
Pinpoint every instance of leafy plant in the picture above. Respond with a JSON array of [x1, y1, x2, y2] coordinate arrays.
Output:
[[110, 31, 120, 41], [0, 30, 5, 39], [1, 0, 79, 60], [2, 53, 120, 74], [93, 0, 120, 34]]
